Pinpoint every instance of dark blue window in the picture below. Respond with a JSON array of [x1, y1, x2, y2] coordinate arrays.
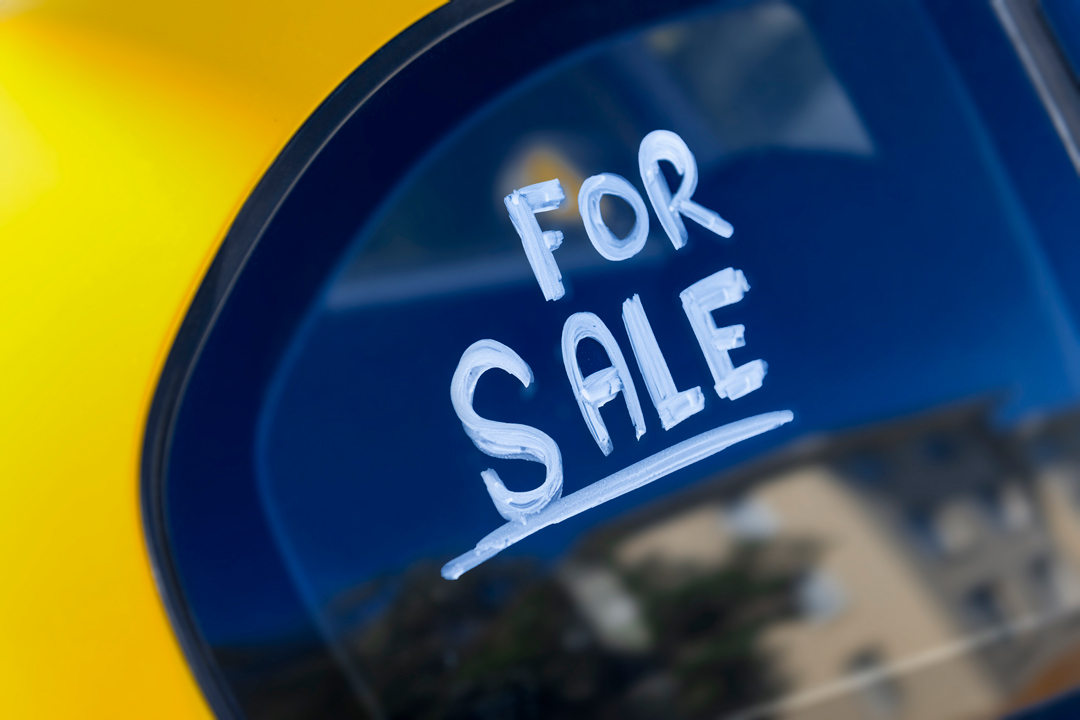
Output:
[[146, 0, 1080, 718]]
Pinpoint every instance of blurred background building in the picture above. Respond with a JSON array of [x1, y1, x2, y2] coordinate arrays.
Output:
[[314, 401, 1080, 720]]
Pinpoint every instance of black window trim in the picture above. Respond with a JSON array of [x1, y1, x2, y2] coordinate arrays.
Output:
[[139, 1, 511, 715]]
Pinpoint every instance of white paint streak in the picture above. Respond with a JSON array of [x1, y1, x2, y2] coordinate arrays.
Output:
[[681, 268, 767, 400], [451, 340, 563, 523], [441, 410, 794, 580], [578, 173, 650, 261], [622, 294, 705, 430], [504, 179, 567, 301], [639, 129, 734, 250], [562, 312, 647, 456], [725, 601, 1080, 720]]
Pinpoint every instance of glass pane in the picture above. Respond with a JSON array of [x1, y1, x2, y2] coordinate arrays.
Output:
[[161, 0, 1080, 717]]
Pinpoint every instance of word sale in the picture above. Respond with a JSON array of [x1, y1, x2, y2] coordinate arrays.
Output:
[[444, 130, 792, 580]]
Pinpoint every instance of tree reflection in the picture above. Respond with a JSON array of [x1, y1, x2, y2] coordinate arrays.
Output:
[[344, 540, 812, 719]]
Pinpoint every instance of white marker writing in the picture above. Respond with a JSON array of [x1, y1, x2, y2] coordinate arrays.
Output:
[[450, 340, 563, 523], [442, 410, 794, 579], [504, 179, 567, 301], [622, 294, 705, 430], [639, 129, 734, 249], [578, 173, 650, 261], [562, 312, 646, 456], [681, 268, 768, 400], [446, 131, 791, 580]]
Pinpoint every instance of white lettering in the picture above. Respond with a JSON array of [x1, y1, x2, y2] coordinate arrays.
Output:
[[622, 294, 705, 430], [504, 179, 567, 301], [578, 173, 650, 261], [446, 130, 793, 581], [639, 129, 733, 249], [442, 410, 794, 579], [450, 340, 563, 523], [562, 312, 646, 455]]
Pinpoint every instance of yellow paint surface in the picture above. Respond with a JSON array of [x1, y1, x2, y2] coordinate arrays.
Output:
[[0, 0, 443, 716]]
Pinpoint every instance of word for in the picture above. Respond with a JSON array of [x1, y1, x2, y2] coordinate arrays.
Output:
[[444, 131, 792, 579], [505, 130, 733, 302]]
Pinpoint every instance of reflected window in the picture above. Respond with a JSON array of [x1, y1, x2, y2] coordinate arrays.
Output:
[[1070, 478, 1080, 511], [921, 433, 959, 465], [936, 503, 979, 555], [562, 565, 652, 653], [1030, 436, 1062, 464], [963, 583, 1006, 630], [847, 648, 902, 719], [721, 497, 780, 540], [980, 485, 1034, 532], [1029, 556, 1059, 612], [797, 569, 848, 623], [906, 505, 946, 556], [844, 450, 890, 486], [908, 503, 980, 557], [1027, 555, 1080, 613]]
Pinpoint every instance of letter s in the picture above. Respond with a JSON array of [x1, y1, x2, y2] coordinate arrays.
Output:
[[451, 339, 563, 524]]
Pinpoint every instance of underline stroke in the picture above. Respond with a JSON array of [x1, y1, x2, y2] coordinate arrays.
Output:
[[442, 410, 793, 579]]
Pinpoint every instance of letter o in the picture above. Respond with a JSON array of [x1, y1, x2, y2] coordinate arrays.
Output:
[[577, 173, 650, 261]]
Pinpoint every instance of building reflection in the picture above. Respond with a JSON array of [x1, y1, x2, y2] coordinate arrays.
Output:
[[296, 400, 1080, 719]]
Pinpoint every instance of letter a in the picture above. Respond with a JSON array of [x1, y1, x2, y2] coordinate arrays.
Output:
[[562, 312, 646, 455]]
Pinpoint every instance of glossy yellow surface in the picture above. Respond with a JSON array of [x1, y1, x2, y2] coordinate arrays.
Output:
[[0, 1, 444, 716]]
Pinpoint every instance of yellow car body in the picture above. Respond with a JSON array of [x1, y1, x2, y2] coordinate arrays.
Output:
[[0, 1, 443, 715], [9, 1, 1080, 717]]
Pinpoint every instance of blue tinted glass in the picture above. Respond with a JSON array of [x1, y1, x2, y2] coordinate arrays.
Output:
[[159, 0, 1080, 717]]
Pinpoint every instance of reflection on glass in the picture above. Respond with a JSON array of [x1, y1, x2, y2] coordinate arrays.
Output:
[[236, 402, 1080, 719], [313, 401, 1080, 720], [230, 0, 1080, 717], [327, 1, 872, 310]]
